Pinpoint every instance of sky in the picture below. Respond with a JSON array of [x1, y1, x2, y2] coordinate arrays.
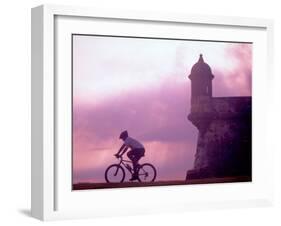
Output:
[[72, 35, 252, 184]]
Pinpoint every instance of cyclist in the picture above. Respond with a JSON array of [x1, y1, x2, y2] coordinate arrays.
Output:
[[115, 130, 145, 181]]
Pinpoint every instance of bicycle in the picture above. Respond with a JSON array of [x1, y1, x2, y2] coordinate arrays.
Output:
[[105, 154, 157, 183]]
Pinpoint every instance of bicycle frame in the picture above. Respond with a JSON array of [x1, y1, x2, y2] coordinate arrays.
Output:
[[117, 156, 148, 178], [105, 154, 156, 182], [117, 156, 134, 174]]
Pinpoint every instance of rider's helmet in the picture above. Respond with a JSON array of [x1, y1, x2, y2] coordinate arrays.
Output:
[[119, 130, 128, 140]]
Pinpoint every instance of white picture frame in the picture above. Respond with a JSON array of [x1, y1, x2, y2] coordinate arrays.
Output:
[[31, 4, 274, 221]]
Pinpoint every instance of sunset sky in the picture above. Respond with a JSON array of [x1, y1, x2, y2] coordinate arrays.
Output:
[[72, 35, 252, 184]]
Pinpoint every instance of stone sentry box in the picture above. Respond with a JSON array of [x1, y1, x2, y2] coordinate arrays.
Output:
[[186, 54, 252, 180]]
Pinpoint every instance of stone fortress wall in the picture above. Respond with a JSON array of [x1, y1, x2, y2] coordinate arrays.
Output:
[[186, 55, 252, 180]]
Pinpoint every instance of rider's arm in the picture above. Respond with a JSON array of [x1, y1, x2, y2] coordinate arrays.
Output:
[[119, 146, 129, 156], [116, 144, 126, 156]]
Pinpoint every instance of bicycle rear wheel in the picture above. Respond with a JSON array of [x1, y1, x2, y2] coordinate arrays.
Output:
[[137, 163, 157, 182], [105, 164, 125, 183]]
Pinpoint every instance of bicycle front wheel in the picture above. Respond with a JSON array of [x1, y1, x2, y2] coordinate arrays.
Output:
[[105, 164, 125, 183], [138, 163, 157, 182]]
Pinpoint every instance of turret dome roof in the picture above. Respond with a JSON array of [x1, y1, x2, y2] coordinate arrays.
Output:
[[189, 54, 214, 80]]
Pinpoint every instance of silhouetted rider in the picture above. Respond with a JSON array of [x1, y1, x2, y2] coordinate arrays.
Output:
[[115, 130, 145, 181]]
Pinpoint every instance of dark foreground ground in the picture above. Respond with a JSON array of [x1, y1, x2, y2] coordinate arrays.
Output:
[[73, 176, 251, 190]]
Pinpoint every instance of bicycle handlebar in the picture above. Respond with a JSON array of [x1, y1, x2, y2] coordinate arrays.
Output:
[[114, 154, 132, 164], [114, 153, 123, 159]]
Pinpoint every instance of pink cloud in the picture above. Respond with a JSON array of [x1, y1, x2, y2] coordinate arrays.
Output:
[[212, 43, 252, 97]]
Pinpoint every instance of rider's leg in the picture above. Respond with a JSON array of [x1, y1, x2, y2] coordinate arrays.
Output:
[[127, 150, 133, 160], [127, 150, 137, 180], [132, 149, 145, 170], [132, 153, 142, 175], [134, 148, 145, 170], [128, 150, 139, 180], [129, 149, 145, 180]]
